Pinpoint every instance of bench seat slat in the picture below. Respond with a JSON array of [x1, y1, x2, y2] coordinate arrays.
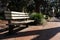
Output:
[[5, 11, 28, 14], [6, 17, 29, 19], [11, 20, 34, 24], [5, 13, 28, 15], [11, 11, 27, 14], [5, 15, 28, 17]]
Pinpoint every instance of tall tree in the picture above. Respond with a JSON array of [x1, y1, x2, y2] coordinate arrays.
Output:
[[34, 0, 48, 13]]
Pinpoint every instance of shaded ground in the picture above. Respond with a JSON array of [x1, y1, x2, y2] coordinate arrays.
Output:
[[0, 20, 60, 40]]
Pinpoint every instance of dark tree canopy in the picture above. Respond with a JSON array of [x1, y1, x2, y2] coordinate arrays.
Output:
[[0, 0, 60, 19]]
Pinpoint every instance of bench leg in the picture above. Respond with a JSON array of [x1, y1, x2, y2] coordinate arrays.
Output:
[[26, 24, 28, 27], [8, 24, 14, 34]]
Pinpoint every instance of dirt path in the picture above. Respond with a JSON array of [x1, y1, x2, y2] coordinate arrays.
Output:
[[0, 22, 60, 40]]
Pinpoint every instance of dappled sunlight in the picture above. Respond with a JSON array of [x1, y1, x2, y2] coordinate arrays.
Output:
[[16, 35, 39, 40], [3, 35, 39, 40], [19, 26, 43, 32], [0, 22, 60, 40], [50, 32, 60, 40], [0, 27, 60, 40]]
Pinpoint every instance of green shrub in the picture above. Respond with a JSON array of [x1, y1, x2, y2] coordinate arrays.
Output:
[[30, 12, 45, 25]]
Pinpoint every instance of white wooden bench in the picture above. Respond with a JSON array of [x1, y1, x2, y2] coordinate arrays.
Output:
[[4, 11, 34, 34]]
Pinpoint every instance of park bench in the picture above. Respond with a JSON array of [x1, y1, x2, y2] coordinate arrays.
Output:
[[4, 11, 34, 34]]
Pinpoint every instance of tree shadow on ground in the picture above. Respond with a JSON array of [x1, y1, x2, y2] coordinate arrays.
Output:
[[0, 27, 60, 40]]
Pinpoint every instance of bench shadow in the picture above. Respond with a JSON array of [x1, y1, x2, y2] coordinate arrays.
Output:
[[0, 27, 60, 40], [0, 28, 8, 32]]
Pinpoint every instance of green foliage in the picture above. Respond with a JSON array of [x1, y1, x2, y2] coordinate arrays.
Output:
[[30, 12, 45, 25], [0, 16, 4, 19]]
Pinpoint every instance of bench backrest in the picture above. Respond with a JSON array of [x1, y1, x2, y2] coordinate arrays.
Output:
[[4, 11, 29, 20]]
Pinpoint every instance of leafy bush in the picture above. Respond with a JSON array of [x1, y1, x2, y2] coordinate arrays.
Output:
[[30, 12, 45, 25]]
